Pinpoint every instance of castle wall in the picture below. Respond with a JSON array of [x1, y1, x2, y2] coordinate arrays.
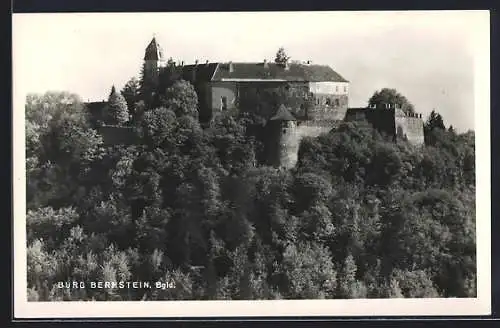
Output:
[[210, 81, 237, 114], [345, 107, 424, 145], [307, 94, 349, 121], [395, 115, 425, 145], [98, 126, 138, 146], [267, 120, 336, 169], [365, 108, 397, 138], [144, 60, 162, 87], [296, 120, 336, 138], [308, 82, 349, 95], [266, 120, 299, 168], [307, 82, 349, 121], [280, 121, 300, 169], [195, 82, 213, 122]]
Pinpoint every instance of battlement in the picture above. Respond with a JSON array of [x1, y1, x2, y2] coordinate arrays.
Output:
[[346, 104, 424, 145]]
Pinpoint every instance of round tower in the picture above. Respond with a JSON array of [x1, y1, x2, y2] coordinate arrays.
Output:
[[268, 105, 299, 169], [143, 36, 166, 87]]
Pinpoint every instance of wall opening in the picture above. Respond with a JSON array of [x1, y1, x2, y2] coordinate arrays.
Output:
[[221, 96, 228, 110]]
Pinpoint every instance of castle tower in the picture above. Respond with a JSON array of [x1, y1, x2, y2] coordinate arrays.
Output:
[[267, 105, 299, 169], [143, 36, 166, 88]]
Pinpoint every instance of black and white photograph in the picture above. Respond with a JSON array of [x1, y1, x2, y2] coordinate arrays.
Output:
[[13, 10, 490, 318]]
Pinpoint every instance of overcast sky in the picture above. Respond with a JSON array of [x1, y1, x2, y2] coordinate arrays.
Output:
[[13, 11, 488, 132]]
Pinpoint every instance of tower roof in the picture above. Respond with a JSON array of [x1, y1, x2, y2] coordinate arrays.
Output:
[[270, 105, 296, 121], [144, 37, 164, 61]]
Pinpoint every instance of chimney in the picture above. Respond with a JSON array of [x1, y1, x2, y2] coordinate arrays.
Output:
[[195, 59, 199, 65], [205, 60, 209, 65], [263, 59, 269, 68], [181, 61, 184, 67], [229, 61, 234, 73]]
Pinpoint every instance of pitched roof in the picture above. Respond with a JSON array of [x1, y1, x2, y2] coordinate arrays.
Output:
[[210, 62, 348, 82], [270, 105, 296, 121], [179, 63, 219, 83], [144, 37, 164, 61]]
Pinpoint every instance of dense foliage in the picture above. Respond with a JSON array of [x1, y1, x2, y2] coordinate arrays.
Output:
[[369, 88, 415, 114], [25, 83, 475, 301], [104, 86, 130, 126], [274, 47, 291, 65]]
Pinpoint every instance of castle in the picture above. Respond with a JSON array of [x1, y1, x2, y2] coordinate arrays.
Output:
[[86, 37, 425, 169]]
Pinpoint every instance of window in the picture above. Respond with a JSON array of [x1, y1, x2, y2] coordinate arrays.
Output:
[[344, 86, 347, 93], [335, 99, 340, 107], [221, 96, 228, 110], [325, 98, 331, 106], [335, 86, 339, 92]]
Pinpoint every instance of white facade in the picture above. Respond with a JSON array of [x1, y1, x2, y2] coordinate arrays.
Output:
[[308, 82, 349, 95]]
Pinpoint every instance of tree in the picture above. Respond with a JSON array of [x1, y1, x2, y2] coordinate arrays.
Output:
[[160, 80, 199, 118], [425, 110, 446, 131], [26, 81, 476, 301], [208, 112, 257, 175], [368, 88, 415, 114], [121, 78, 141, 120], [424, 110, 448, 146], [25, 92, 103, 209], [279, 242, 337, 299], [104, 86, 130, 125], [274, 47, 290, 65]]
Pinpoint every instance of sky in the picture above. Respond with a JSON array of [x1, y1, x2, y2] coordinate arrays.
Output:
[[13, 11, 489, 132]]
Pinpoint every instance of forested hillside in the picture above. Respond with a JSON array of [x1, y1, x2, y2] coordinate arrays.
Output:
[[25, 85, 476, 301]]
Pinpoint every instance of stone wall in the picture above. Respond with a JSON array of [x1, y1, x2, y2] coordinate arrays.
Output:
[[236, 82, 310, 120], [279, 121, 300, 169], [98, 126, 138, 146], [307, 94, 349, 121], [395, 115, 425, 145], [345, 107, 424, 145], [296, 120, 337, 138], [307, 82, 349, 121], [195, 82, 213, 122], [210, 81, 238, 114], [266, 120, 337, 169]]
